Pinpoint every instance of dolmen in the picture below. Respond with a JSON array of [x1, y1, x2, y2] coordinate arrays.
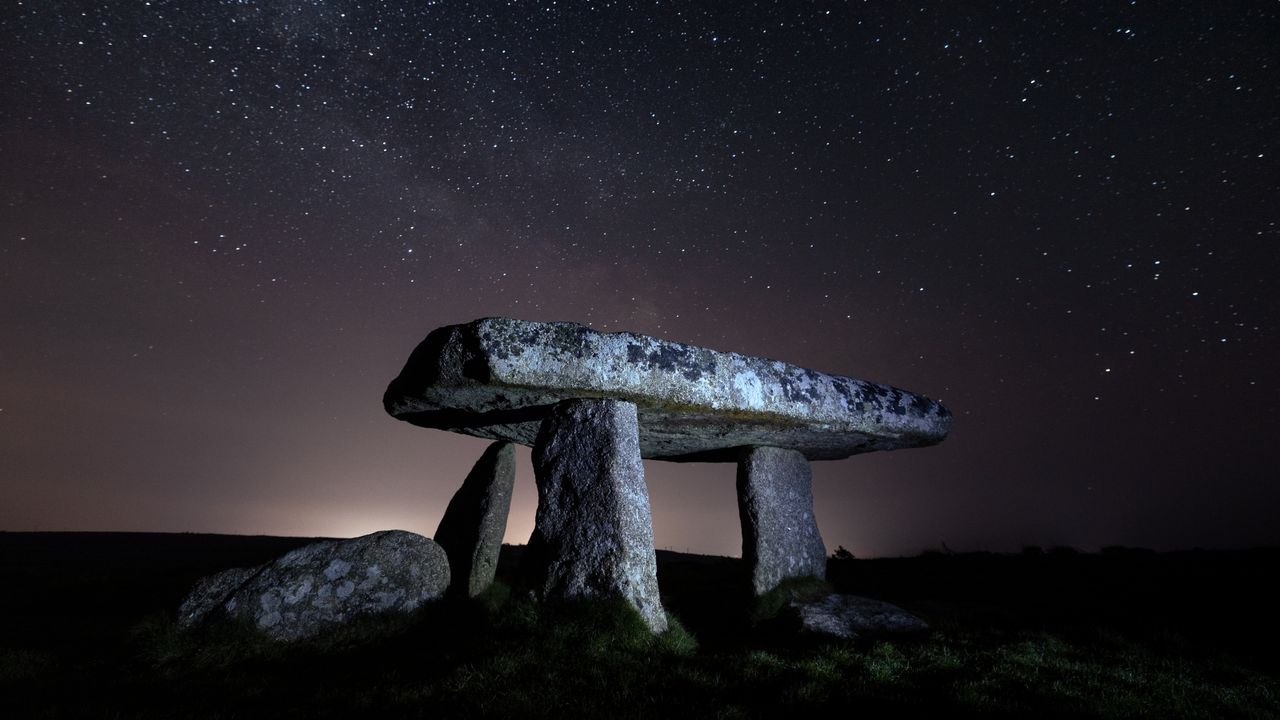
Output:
[[385, 317, 952, 632]]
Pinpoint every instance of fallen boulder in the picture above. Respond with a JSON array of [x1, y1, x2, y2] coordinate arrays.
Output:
[[178, 530, 449, 641], [787, 593, 929, 640]]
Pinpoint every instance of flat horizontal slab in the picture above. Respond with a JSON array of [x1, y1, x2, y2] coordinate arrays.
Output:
[[384, 317, 951, 461]]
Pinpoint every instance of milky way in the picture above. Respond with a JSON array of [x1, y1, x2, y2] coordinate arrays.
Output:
[[2, 2, 1276, 556]]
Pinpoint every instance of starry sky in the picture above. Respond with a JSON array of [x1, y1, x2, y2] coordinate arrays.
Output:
[[2, 1, 1277, 557]]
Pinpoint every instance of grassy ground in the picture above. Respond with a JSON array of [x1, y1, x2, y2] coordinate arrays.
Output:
[[0, 533, 1277, 718]]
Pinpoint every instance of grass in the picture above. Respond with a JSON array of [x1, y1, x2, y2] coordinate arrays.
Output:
[[0, 533, 1277, 718], [745, 574, 835, 626]]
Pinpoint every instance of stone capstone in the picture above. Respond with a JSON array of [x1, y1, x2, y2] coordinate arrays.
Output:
[[786, 593, 929, 640], [177, 530, 449, 641], [738, 446, 828, 595], [384, 317, 952, 461], [523, 398, 668, 632], [434, 440, 516, 597]]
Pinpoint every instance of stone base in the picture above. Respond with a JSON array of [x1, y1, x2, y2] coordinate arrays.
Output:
[[737, 446, 828, 595], [524, 398, 667, 632]]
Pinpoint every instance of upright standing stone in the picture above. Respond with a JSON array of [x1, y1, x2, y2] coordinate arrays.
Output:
[[525, 398, 667, 632], [737, 446, 828, 595], [434, 441, 516, 597]]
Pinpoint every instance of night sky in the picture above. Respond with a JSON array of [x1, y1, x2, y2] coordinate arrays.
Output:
[[3, 1, 1277, 557]]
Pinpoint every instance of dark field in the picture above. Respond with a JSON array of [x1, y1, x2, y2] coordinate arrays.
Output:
[[1, 532, 1277, 719]]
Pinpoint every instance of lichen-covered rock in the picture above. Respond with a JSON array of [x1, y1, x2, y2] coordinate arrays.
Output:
[[787, 593, 929, 639], [738, 446, 827, 595], [384, 317, 951, 461], [524, 398, 667, 632], [177, 530, 449, 641], [178, 566, 259, 628], [434, 441, 515, 597]]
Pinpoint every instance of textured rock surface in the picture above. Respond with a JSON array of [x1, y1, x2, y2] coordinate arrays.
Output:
[[787, 593, 929, 639], [178, 566, 258, 629], [434, 441, 515, 597], [738, 446, 828, 595], [524, 398, 667, 632], [177, 530, 449, 641], [384, 317, 951, 461]]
